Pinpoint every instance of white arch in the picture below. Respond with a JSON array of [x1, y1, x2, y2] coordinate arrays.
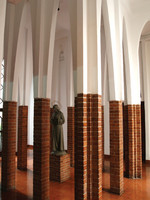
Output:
[[137, 19, 150, 50], [12, 1, 33, 105]]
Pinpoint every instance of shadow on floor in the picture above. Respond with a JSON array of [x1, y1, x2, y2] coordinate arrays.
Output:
[[0, 188, 32, 200]]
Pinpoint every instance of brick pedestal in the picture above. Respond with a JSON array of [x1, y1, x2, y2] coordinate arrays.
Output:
[[67, 107, 75, 167], [110, 101, 124, 195], [33, 98, 50, 200], [50, 154, 70, 182], [17, 106, 28, 170], [124, 105, 142, 179], [2, 101, 17, 190]]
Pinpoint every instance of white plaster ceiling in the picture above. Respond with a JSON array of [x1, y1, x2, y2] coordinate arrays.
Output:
[[129, 0, 150, 12], [121, 0, 150, 13]]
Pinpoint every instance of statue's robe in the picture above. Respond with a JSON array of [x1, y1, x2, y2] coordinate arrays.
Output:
[[51, 110, 65, 152]]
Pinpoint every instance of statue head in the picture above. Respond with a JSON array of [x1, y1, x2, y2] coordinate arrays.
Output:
[[53, 104, 60, 112]]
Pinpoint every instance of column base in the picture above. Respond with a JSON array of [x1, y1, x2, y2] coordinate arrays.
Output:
[[50, 153, 71, 182]]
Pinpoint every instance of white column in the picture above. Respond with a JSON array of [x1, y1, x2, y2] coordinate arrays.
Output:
[[102, 0, 124, 101], [87, 0, 102, 94]]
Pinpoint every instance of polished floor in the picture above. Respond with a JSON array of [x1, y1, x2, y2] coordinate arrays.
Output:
[[0, 150, 150, 200]]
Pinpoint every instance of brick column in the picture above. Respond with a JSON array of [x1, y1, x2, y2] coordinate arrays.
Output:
[[92, 95, 102, 200], [87, 94, 92, 200], [110, 101, 124, 195], [2, 101, 17, 190], [75, 94, 87, 200], [17, 106, 28, 170], [33, 98, 50, 200], [75, 94, 102, 200], [136, 105, 142, 178], [67, 107, 75, 167], [123, 105, 129, 174], [50, 108, 53, 153], [124, 105, 142, 179], [102, 105, 104, 171], [141, 102, 145, 161]]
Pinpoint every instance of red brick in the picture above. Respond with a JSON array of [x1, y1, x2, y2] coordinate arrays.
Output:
[[50, 154, 71, 182], [75, 94, 102, 200], [67, 107, 75, 167], [17, 106, 28, 170], [2, 101, 17, 190], [110, 101, 124, 195], [33, 98, 50, 200], [124, 104, 142, 179]]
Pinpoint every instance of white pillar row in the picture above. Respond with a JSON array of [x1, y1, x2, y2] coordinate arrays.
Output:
[[102, 0, 124, 101], [140, 40, 150, 160]]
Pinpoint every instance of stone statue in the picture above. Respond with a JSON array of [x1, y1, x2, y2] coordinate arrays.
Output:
[[51, 104, 66, 155]]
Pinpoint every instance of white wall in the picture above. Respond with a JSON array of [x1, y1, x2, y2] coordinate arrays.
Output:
[[140, 40, 150, 160], [51, 35, 74, 149]]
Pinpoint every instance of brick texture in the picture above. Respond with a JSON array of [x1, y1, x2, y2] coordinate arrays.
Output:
[[124, 105, 142, 179], [17, 106, 28, 170], [109, 101, 124, 195], [67, 107, 75, 167], [2, 101, 17, 190], [136, 105, 142, 178], [91, 95, 102, 200], [87, 94, 92, 200], [75, 94, 102, 200], [33, 98, 50, 200], [50, 154, 71, 182], [75, 94, 88, 200], [141, 102, 146, 162]]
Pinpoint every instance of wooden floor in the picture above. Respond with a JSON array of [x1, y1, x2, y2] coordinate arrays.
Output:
[[0, 150, 150, 200]]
